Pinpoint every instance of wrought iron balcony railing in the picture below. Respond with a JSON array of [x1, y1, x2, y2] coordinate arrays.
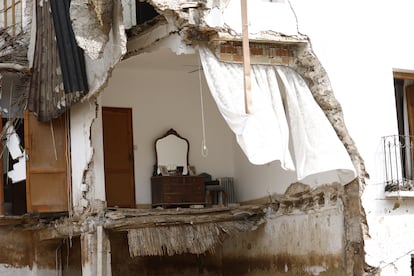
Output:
[[382, 135, 414, 192]]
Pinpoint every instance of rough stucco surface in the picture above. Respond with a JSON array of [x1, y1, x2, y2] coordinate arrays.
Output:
[[292, 44, 370, 275], [70, 0, 111, 60], [292, 45, 368, 180]]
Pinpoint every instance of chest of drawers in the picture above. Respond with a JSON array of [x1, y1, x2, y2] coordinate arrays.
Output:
[[151, 176, 205, 208]]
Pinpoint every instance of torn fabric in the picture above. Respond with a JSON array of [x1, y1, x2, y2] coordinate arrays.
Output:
[[4, 123, 26, 183], [199, 46, 356, 187], [8, 153, 26, 183], [5, 124, 23, 160], [28, 0, 88, 121], [50, 0, 89, 94]]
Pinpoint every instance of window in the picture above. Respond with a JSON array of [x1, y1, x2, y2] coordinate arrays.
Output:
[[385, 72, 414, 191], [411, 254, 414, 276], [1, 0, 22, 35]]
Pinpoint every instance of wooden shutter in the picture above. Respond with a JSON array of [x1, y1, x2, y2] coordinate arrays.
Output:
[[25, 111, 69, 213]]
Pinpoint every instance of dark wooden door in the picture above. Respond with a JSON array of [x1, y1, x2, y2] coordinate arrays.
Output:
[[406, 85, 414, 136], [25, 111, 68, 213], [0, 115, 3, 215], [102, 107, 135, 208]]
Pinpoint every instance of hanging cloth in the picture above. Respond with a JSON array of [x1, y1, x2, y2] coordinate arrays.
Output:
[[199, 46, 356, 187], [28, 0, 88, 122]]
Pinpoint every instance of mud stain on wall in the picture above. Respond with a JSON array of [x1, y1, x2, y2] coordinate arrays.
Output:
[[0, 228, 34, 268], [61, 236, 82, 276], [109, 231, 345, 276]]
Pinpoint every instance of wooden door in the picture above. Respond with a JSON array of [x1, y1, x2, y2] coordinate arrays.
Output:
[[102, 107, 135, 208], [406, 85, 414, 137], [405, 85, 414, 179], [0, 116, 3, 215], [25, 111, 68, 213]]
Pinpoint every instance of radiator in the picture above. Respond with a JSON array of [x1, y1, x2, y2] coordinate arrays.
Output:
[[218, 177, 236, 203]]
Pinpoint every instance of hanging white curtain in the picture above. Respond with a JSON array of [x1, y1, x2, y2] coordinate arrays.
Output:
[[199, 46, 356, 187]]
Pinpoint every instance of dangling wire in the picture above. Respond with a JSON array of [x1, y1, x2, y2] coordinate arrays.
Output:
[[198, 56, 208, 158]]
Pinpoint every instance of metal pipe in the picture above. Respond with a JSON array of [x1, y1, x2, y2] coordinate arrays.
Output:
[[384, 137, 389, 183], [388, 140, 393, 183], [394, 135, 400, 185], [97, 225, 103, 276]]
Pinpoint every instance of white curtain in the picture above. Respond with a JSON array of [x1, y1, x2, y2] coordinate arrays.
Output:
[[199, 46, 356, 187]]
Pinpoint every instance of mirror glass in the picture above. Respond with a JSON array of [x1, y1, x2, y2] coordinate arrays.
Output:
[[155, 129, 189, 175]]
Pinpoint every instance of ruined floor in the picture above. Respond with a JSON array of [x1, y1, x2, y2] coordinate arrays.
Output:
[[0, 182, 351, 275]]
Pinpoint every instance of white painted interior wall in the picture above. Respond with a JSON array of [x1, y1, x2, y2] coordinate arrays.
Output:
[[100, 47, 298, 204], [289, 1, 414, 275]]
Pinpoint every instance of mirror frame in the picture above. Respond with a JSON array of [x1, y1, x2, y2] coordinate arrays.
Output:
[[154, 128, 189, 176]]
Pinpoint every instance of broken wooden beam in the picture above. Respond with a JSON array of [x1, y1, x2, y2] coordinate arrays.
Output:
[[104, 205, 265, 231], [241, 0, 252, 114]]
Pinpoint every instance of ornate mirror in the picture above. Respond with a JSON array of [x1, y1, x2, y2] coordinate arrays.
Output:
[[154, 129, 189, 175]]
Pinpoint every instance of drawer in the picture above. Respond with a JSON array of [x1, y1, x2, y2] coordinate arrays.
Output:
[[164, 182, 203, 192], [151, 176, 206, 207], [164, 193, 204, 204]]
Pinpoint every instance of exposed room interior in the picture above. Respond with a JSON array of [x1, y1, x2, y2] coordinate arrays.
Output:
[[100, 46, 298, 208]]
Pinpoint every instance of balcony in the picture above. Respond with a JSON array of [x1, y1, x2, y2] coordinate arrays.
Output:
[[382, 135, 414, 197]]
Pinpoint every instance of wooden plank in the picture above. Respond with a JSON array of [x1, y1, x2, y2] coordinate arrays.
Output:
[[3, 0, 7, 29], [394, 71, 414, 80], [28, 169, 66, 174], [241, 0, 252, 114], [104, 205, 264, 231], [11, 0, 15, 35]]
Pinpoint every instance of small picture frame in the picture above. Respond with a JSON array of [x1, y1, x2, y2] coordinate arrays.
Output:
[[159, 165, 168, 176], [188, 165, 196, 176]]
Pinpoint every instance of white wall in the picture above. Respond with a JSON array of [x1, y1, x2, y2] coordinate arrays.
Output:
[[101, 48, 236, 204], [233, 144, 297, 201], [71, 99, 106, 213], [289, 1, 414, 274]]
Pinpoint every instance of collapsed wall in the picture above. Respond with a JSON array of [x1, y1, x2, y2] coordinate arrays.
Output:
[[72, 0, 369, 274], [0, 1, 370, 275]]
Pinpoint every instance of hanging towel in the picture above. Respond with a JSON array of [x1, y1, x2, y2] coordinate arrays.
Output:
[[199, 46, 356, 187]]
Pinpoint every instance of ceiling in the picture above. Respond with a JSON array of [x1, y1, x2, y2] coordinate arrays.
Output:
[[118, 47, 200, 72]]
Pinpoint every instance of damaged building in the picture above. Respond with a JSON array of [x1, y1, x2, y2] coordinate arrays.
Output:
[[0, 0, 413, 275]]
